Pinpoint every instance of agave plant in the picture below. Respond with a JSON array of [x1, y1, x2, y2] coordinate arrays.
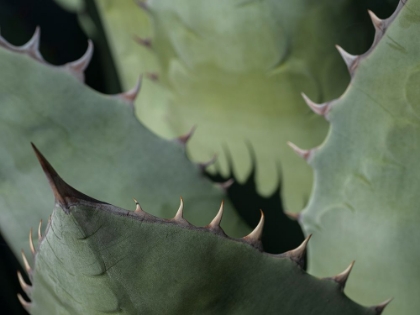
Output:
[[0, 0, 418, 314]]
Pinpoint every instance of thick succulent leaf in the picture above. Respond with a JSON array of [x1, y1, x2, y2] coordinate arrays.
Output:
[[93, 0, 374, 212], [0, 33, 250, 266], [20, 151, 381, 315], [301, 1, 419, 314]]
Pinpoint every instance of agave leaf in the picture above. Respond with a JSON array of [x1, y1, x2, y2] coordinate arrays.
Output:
[[301, 1, 419, 314], [92, 0, 374, 212], [0, 31, 250, 266], [19, 149, 384, 315]]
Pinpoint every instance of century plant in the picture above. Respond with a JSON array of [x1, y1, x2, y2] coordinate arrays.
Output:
[[0, 0, 417, 314], [90, 0, 375, 212]]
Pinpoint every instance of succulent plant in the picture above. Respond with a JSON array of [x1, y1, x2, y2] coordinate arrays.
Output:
[[2, 0, 420, 314], [90, 0, 377, 212], [0, 29, 250, 268], [16, 144, 388, 315], [296, 0, 420, 314]]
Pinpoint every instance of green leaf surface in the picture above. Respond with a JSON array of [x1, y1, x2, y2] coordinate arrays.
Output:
[[301, 1, 419, 314], [94, 0, 374, 212], [21, 151, 381, 315], [0, 33, 249, 267]]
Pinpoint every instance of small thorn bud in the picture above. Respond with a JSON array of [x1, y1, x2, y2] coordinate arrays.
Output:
[[243, 210, 264, 246], [301, 93, 331, 117], [208, 201, 224, 229], [279, 234, 311, 268], [331, 261, 355, 290], [29, 229, 35, 255], [135, 36, 152, 48], [176, 125, 196, 145], [371, 298, 393, 314], [287, 142, 313, 161]]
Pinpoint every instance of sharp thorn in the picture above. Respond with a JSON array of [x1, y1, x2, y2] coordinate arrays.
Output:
[[135, 36, 152, 48], [198, 154, 217, 171], [29, 229, 35, 255], [371, 298, 393, 314], [335, 45, 358, 76], [301, 93, 330, 117], [22, 26, 40, 54], [280, 234, 312, 268], [17, 271, 31, 295], [38, 220, 43, 242], [133, 198, 144, 213], [287, 141, 313, 161], [173, 197, 184, 221], [119, 75, 142, 103], [176, 125, 196, 145], [21, 250, 32, 274], [368, 10, 384, 32], [31, 143, 103, 211], [243, 210, 265, 244], [68, 40, 94, 73], [17, 294, 31, 312], [331, 261, 355, 290], [208, 201, 224, 228]]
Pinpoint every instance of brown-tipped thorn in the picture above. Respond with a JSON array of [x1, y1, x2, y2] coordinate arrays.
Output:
[[68, 40, 94, 73], [38, 219, 43, 242], [243, 210, 265, 245], [29, 229, 35, 255], [17, 294, 31, 311], [198, 154, 217, 172], [287, 141, 313, 161], [208, 201, 224, 229], [118, 76, 142, 103], [21, 250, 32, 274], [135, 36, 152, 48], [279, 234, 312, 268], [31, 143, 104, 211], [368, 10, 384, 32], [285, 211, 301, 221], [176, 125, 197, 145], [371, 298, 393, 314], [17, 271, 31, 295], [133, 198, 144, 213], [146, 72, 159, 81], [331, 261, 355, 290], [301, 93, 331, 117], [335, 45, 358, 76]]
